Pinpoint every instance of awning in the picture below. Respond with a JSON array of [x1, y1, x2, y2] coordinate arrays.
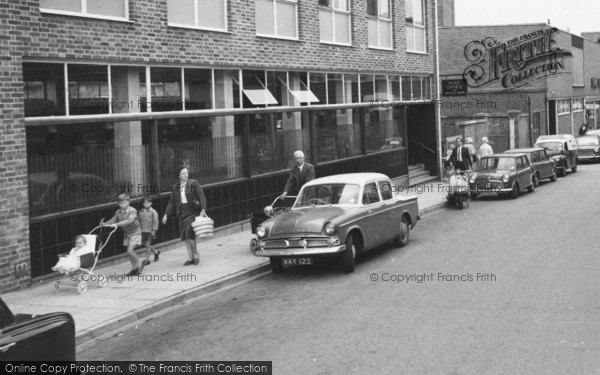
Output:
[[242, 89, 278, 105], [289, 89, 319, 104]]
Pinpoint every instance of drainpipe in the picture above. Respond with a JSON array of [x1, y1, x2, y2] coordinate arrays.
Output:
[[434, 0, 443, 179]]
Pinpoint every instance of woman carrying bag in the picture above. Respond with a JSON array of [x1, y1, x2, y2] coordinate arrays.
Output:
[[162, 166, 207, 266]]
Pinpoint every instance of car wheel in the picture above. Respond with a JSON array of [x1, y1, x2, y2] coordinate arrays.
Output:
[[341, 234, 356, 273], [533, 173, 540, 187], [550, 172, 557, 182], [558, 167, 566, 177], [394, 216, 410, 248], [52, 280, 61, 293], [269, 257, 284, 274], [572, 164, 577, 173], [77, 281, 88, 294], [510, 183, 519, 199], [527, 176, 535, 193], [249, 238, 258, 252]]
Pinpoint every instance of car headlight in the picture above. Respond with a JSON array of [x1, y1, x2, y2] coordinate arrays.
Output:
[[324, 222, 336, 235], [256, 226, 267, 238], [502, 175, 509, 183]]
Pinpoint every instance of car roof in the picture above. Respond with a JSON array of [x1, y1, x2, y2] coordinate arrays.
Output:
[[504, 148, 544, 153], [304, 173, 390, 186], [576, 134, 599, 139], [482, 153, 524, 158], [537, 134, 574, 139]]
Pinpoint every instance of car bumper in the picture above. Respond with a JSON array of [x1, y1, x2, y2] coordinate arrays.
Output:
[[254, 245, 346, 257]]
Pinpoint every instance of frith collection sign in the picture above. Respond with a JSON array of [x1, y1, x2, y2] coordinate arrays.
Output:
[[462, 28, 572, 90]]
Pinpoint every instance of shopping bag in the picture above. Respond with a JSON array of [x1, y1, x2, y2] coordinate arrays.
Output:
[[191, 216, 214, 240]]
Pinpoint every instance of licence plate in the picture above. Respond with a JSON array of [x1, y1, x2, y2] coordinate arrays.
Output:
[[282, 257, 313, 266]]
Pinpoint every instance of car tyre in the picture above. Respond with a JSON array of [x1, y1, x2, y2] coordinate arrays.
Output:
[[510, 183, 519, 199], [341, 234, 356, 273], [533, 173, 540, 187], [527, 176, 535, 193], [394, 216, 410, 248], [270, 257, 284, 274], [550, 172, 557, 182], [558, 167, 566, 177], [249, 238, 258, 252]]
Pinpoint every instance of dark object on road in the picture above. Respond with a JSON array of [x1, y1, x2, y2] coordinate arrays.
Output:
[[0, 297, 75, 361], [535, 138, 578, 177], [469, 154, 536, 200], [504, 147, 557, 185], [253, 173, 419, 273]]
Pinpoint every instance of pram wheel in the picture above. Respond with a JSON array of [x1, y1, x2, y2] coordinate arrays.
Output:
[[249, 238, 258, 252], [52, 281, 61, 293], [77, 281, 88, 294]]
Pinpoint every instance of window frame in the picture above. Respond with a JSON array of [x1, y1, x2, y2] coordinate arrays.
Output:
[[39, 0, 130, 22], [572, 98, 583, 112], [557, 99, 571, 115], [367, 0, 393, 50], [256, 0, 299, 41], [167, 0, 229, 33], [362, 182, 381, 205], [318, 0, 352, 46], [572, 47, 584, 87], [406, 0, 427, 54]]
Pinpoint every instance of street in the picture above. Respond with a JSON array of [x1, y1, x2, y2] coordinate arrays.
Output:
[[79, 164, 600, 374]]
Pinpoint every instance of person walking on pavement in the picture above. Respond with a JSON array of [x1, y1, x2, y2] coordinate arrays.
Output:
[[478, 137, 494, 158], [450, 138, 472, 171], [465, 137, 478, 165], [162, 167, 207, 266], [280, 151, 315, 199]]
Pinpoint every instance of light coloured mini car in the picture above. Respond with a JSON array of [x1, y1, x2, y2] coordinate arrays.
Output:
[[253, 173, 419, 273]]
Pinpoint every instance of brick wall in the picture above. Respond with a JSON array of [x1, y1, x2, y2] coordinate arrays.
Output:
[[437, 0, 455, 27]]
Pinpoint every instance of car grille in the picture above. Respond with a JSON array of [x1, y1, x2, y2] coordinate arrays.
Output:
[[476, 181, 503, 190], [262, 238, 330, 248]]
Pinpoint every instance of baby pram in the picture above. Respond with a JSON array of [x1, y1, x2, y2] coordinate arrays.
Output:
[[248, 196, 295, 252], [51, 225, 117, 294]]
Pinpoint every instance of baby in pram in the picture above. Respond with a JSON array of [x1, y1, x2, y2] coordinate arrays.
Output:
[[51, 235, 87, 273]]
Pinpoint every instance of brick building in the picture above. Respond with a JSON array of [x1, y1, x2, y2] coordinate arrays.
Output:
[[439, 23, 600, 154], [0, 0, 442, 292]]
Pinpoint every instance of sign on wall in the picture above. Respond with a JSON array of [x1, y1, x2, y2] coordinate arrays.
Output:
[[462, 28, 572, 90], [441, 79, 468, 96]]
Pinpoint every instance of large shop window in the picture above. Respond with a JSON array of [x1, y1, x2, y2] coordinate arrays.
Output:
[[310, 73, 327, 104], [360, 74, 375, 102], [572, 99, 583, 113], [185, 69, 213, 111], [68, 64, 109, 116], [145, 67, 183, 112], [327, 74, 345, 104], [256, 0, 298, 39], [401, 75, 431, 101], [365, 108, 406, 154], [23, 63, 66, 117], [248, 112, 312, 175], [318, 0, 351, 45], [167, 0, 227, 32], [241, 70, 278, 107], [315, 108, 362, 163], [367, 0, 393, 49], [406, 0, 426, 53], [40, 0, 128, 21], [214, 70, 241, 109]]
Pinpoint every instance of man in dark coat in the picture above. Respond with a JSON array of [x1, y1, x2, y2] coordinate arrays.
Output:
[[280, 151, 315, 199], [450, 138, 472, 171]]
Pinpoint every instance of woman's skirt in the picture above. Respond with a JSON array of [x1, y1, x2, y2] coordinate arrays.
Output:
[[179, 203, 199, 241]]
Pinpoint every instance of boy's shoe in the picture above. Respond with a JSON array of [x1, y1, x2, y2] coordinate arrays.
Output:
[[192, 258, 199, 265], [154, 251, 161, 262], [142, 259, 151, 266]]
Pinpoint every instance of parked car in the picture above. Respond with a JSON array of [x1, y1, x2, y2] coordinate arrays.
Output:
[[0, 297, 75, 360], [534, 139, 578, 176], [504, 147, 557, 186], [536, 134, 578, 152], [253, 173, 419, 273], [585, 129, 600, 137], [469, 154, 536, 199], [575, 134, 600, 162]]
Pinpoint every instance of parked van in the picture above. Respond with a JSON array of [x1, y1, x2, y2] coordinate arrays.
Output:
[[536, 134, 578, 152], [534, 135, 578, 176]]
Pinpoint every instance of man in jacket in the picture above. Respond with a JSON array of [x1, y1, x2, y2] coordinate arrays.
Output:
[[450, 138, 472, 171], [280, 151, 315, 199]]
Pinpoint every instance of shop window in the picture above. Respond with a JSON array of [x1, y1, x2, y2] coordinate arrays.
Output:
[[256, 0, 298, 39], [167, 0, 227, 31], [68, 64, 109, 115], [23, 62, 66, 117], [365, 108, 405, 154], [344, 74, 360, 103], [315, 108, 362, 163], [367, 0, 392, 49], [412, 76, 423, 101], [390, 75, 401, 101], [310, 73, 327, 104], [375, 75, 389, 101], [241, 70, 278, 107], [185, 68, 213, 111], [267, 71, 289, 106], [557, 99, 570, 115], [288, 72, 319, 105], [327, 73, 345, 104], [146, 67, 183, 112], [360, 74, 374, 102], [406, 0, 426, 53], [214, 69, 241, 109], [572, 98, 583, 112], [401, 76, 412, 101], [319, 0, 351, 45], [40, 0, 128, 21]]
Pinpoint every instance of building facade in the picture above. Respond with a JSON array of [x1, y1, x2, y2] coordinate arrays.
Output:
[[0, 0, 441, 291], [439, 24, 600, 155]]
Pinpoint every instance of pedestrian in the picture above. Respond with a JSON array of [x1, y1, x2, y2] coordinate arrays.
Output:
[[139, 196, 160, 267], [450, 138, 472, 171], [478, 137, 494, 158], [162, 166, 207, 266], [579, 123, 588, 136], [101, 193, 144, 276], [280, 150, 315, 199], [465, 137, 477, 166]]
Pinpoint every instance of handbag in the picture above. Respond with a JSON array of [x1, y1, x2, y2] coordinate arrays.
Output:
[[192, 198, 202, 211]]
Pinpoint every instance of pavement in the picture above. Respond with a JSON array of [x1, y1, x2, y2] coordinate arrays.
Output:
[[3, 180, 448, 346]]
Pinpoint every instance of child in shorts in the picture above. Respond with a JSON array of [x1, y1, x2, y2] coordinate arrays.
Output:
[[139, 196, 160, 266], [101, 193, 144, 276]]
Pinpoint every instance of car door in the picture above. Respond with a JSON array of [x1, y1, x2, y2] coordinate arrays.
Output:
[[377, 180, 397, 241], [360, 182, 383, 248], [516, 156, 530, 188], [537, 150, 553, 178]]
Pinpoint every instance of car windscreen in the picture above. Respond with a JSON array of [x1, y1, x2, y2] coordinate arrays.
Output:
[[478, 157, 515, 171], [535, 142, 563, 152], [295, 184, 360, 207], [576, 137, 599, 147]]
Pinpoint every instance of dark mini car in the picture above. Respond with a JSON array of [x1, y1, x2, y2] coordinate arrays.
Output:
[[575, 135, 600, 162], [0, 298, 75, 360], [504, 147, 557, 186], [534, 139, 578, 177], [469, 154, 536, 199], [253, 173, 419, 273]]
